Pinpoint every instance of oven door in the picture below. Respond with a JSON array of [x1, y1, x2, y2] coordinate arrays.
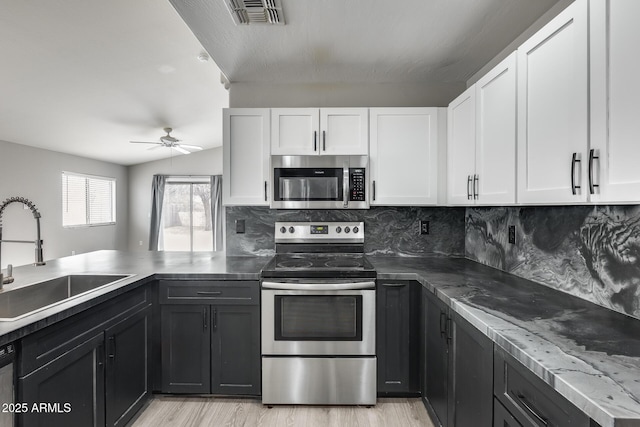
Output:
[[261, 282, 375, 356]]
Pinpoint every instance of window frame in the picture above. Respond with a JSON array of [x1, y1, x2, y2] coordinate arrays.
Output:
[[62, 171, 117, 228]]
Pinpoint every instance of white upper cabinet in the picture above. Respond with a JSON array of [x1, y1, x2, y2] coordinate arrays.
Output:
[[447, 53, 517, 206], [589, 0, 640, 203], [475, 52, 517, 205], [271, 108, 368, 155], [447, 86, 477, 205], [516, 0, 588, 204], [223, 109, 270, 206], [370, 108, 445, 206]]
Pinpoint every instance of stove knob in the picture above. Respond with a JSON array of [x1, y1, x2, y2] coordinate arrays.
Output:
[[288, 226, 295, 234], [336, 226, 342, 233], [344, 226, 351, 234], [280, 226, 286, 234], [353, 226, 359, 233]]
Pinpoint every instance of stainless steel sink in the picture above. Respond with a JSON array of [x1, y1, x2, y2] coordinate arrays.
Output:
[[0, 274, 133, 321]]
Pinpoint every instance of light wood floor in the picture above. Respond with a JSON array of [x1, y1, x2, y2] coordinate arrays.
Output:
[[131, 396, 435, 427]]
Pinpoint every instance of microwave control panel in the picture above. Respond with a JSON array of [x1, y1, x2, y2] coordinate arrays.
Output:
[[349, 168, 366, 202]]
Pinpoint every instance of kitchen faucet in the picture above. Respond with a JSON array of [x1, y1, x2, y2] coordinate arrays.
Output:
[[0, 196, 46, 288]]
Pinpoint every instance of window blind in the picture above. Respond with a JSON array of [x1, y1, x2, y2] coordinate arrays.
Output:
[[62, 172, 116, 227]]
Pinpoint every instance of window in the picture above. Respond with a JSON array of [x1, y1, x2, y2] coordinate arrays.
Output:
[[161, 177, 213, 251], [62, 172, 116, 227]]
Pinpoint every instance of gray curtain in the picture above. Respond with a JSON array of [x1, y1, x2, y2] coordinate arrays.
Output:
[[148, 175, 167, 251], [211, 175, 223, 251]]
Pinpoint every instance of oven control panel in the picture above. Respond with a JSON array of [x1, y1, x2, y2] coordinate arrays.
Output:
[[275, 222, 364, 243]]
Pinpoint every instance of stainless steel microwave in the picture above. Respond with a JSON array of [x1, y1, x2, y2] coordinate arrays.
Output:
[[271, 156, 369, 209]]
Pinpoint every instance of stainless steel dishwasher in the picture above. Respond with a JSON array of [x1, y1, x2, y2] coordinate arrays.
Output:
[[0, 342, 15, 427]]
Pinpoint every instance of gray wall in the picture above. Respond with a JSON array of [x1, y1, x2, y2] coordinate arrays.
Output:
[[0, 140, 128, 269], [127, 147, 223, 251], [226, 206, 465, 257], [229, 82, 464, 108], [465, 206, 640, 320]]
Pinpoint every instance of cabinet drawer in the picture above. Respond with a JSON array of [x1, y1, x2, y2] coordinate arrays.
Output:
[[159, 281, 259, 305], [19, 285, 150, 376], [494, 346, 589, 427]]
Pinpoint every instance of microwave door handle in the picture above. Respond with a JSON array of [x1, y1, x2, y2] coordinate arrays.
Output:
[[343, 165, 349, 208]]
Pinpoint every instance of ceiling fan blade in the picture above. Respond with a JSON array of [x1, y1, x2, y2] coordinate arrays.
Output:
[[172, 146, 190, 155], [147, 144, 164, 151], [179, 144, 204, 150], [130, 141, 161, 144]]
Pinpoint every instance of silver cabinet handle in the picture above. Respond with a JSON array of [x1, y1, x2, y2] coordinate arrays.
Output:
[[473, 174, 479, 200], [212, 307, 217, 331], [380, 283, 407, 288], [372, 180, 376, 201], [313, 131, 317, 152], [264, 181, 268, 202], [322, 130, 326, 151], [516, 394, 549, 426], [588, 149, 599, 195], [196, 291, 222, 296], [467, 175, 472, 200], [571, 153, 581, 195], [203, 308, 207, 330]]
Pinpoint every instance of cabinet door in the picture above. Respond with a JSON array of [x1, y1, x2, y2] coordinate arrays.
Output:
[[223, 108, 270, 205], [475, 52, 517, 205], [211, 305, 261, 395], [590, 0, 640, 202], [449, 310, 493, 427], [370, 108, 443, 205], [160, 305, 210, 394], [320, 108, 368, 155], [447, 87, 476, 205], [423, 290, 449, 427], [18, 333, 105, 427], [517, 0, 588, 204], [376, 282, 419, 395], [271, 108, 319, 155], [105, 306, 150, 427]]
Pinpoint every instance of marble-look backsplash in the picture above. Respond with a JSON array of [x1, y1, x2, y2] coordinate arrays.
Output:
[[465, 206, 640, 319], [226, 206, 465, 257]]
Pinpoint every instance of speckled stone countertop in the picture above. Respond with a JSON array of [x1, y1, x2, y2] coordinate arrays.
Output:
[[0, 250, 269, 344], [370, 256, 640, 427]]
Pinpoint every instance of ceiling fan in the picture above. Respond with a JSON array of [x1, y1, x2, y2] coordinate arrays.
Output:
[[130, 128, 203, 154]]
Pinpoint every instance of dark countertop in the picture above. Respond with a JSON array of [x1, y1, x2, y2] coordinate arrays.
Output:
[[0, 250, 269, 343], [2, 251, 640, 426], [370, 256, 640, 427]]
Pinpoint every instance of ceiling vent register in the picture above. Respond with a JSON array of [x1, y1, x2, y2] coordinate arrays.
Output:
[[226, 0, 285, 25]]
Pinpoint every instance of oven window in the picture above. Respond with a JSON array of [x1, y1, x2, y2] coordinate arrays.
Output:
[[274, 295, 363, 341]]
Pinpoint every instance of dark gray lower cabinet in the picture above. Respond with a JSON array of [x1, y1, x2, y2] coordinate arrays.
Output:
[[376, 281, 419, 395], [18, 285, 152, 427], [421, 286, 493, 427], [105, 307, 151, 427], [19, 333, 105, 427], [158, 280, 260, 396], [211, 305, 260, 395], [160, 305, 211, 394], [494, 346, 595, 427]]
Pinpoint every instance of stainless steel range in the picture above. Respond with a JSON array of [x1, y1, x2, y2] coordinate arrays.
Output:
[[260, 221, 376, 405]]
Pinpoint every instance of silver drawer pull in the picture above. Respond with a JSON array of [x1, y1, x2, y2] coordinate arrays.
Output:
[[516, 393, 548, 427], [196, 291, 222, 295]]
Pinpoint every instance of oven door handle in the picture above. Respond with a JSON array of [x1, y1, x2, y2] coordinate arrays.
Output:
[[262, 281, 376, 291]]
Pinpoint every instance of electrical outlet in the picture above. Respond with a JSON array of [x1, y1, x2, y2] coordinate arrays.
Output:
[[419, 220, 430, 235], [508, 226, 516, 244], [235, 219, 246, 234]]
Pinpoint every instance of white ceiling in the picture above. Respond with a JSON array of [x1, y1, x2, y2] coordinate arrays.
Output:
[[1, 0, 560, 166], [0, 0, 228, 166], [170, 0, 559, 84]]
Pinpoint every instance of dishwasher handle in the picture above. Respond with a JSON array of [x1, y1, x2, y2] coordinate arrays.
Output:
[[262, 281, 376, 291]]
